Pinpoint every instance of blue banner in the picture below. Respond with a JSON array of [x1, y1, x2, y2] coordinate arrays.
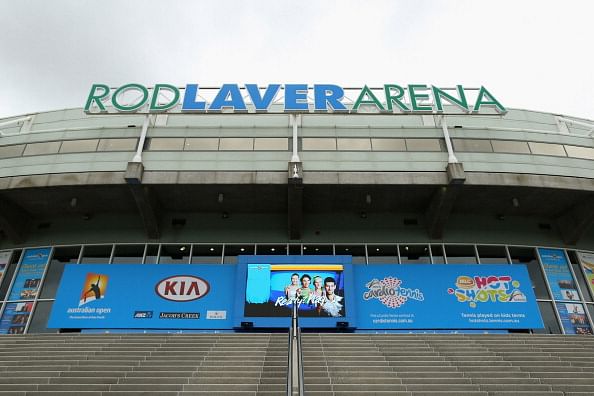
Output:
[[235, 255, 356, 328], [556, 302, 593, 335], [48, 264, 235, 329], [8, 248, 51, 301], [539, 248, 580, 301], [0, 302, 34, 334], [355, 264, 543, 329]]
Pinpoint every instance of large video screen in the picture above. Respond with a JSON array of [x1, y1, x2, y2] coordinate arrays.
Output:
[[244, 264, 345, 317]]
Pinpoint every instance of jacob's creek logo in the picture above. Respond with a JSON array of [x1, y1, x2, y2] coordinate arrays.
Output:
[[363, 277, 424, 308], [448, 275, 527, 308], [155, 275, 210, 302]]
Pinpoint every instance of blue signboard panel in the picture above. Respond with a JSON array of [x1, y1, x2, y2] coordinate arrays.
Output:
[[355, 264, 543, 329], [538, 248, 580, 301], [48, 264, 235, 329], [8, 248, 51, 301], [556, 302, 593, 335], [235, 256, 356, 328], [0, 302, 34, 334]]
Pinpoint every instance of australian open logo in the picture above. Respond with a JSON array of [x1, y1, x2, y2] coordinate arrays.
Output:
[[363, 277, 424, 308], [448, 275, 527, 308], [79, 273, 108, 307]]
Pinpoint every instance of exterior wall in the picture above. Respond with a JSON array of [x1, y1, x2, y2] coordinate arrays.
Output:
[[0, 108, 593, 181]]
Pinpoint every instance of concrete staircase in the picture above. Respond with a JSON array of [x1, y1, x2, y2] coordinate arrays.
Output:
[[302, 333, 594, 396], [0, 333, 287, 396]]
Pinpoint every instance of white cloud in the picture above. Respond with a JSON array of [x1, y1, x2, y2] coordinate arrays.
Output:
[[0, 0, 592, 118]]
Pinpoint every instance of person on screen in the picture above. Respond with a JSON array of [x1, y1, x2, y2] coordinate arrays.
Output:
[[297, 274, 313, 302], [321, 276, 344, 317], [312, 276, 324, 298], [285, 273, 300, 300]]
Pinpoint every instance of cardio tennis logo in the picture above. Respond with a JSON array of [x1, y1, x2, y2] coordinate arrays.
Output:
[[155, 275, 210, 302], [448, 275, 527, 308], [363, 277, 424, 308]]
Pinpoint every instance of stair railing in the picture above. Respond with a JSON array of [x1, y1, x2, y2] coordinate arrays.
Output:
[[287, 303, 305, 396]]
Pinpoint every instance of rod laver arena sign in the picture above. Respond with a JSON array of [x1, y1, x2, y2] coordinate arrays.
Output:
[[84, 84, 506, 114]]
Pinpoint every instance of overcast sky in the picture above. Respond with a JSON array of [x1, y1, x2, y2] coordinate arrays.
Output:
[[0, 0, 592, 119]]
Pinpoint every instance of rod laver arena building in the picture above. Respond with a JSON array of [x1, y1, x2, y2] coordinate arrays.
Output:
[[0, 83, 593, 335]]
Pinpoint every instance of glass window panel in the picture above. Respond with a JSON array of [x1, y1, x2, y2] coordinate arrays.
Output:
[[445, 245, 477, 264], [254, 138, 288, 151], [556, 302, 592, 335], [0, 144, 25, 158], [401, 244, 431, 264], [0, 250, 21, 300], [491, 140, 531, 154], [509, 247, 550, 299], [184, 138, 219, 151], [257, 244, 288, 256], [565, 145, 594, 160], [288, 244, 302, 255], [303, 245, 333, 255], [0, 301, 33, 334], [23, 141, 61, 156], [574, 251, 594, 301], [80, 245, 113, 264], [533, 301, 561, 334], [528, 142, 566, 157], [337, 138, 371, 151], [149, 137, 184, 151], [0, 251, 12, 290], [477, 245, 509, 264], [302, 138, 336, 151], [371, 138, 406, 151], [97, 138, 137, 151], [587, 304, 594, 329], [223, 244, 256, 264], [112, 245, 145, 264], [567, 251, 593, 302], [335, 245, 366, 264], [452, 139, 493, 152], [191, 245, 223, 264], [158, 244, 190, 264], [405, 139, 442, 152], [367, 245, 398, 264], [219, 138, 254, 151], [28, 301, 55, 333], [59, 139, 99, 153], [144, 244, 159, 264], [40, 246, 81, 299], [430, 244, 445, 264]]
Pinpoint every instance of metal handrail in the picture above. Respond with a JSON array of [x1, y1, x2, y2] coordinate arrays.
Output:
[[287, 304, 304, 396]]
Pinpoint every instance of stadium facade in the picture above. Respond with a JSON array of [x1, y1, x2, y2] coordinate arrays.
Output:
[[0, 84, 593, 335]]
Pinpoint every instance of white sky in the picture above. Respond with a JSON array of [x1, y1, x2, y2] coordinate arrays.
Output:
[[0, 0, 592, 119]]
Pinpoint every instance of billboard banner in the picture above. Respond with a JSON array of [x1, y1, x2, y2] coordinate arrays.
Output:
[[556, 302, 593, 335], [8, 248, 51, 301], [355, 264, 543, 329], [538, 248, 580, 301], [577, 252, 594, 298], [235, 255, 355, 328], [245, 264, 346, 318], [0, 302, 34, 334], [48, 264, 235, 329]]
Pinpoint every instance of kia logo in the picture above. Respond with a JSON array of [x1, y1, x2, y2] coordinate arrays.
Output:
[[155, 275, 210, 302]]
